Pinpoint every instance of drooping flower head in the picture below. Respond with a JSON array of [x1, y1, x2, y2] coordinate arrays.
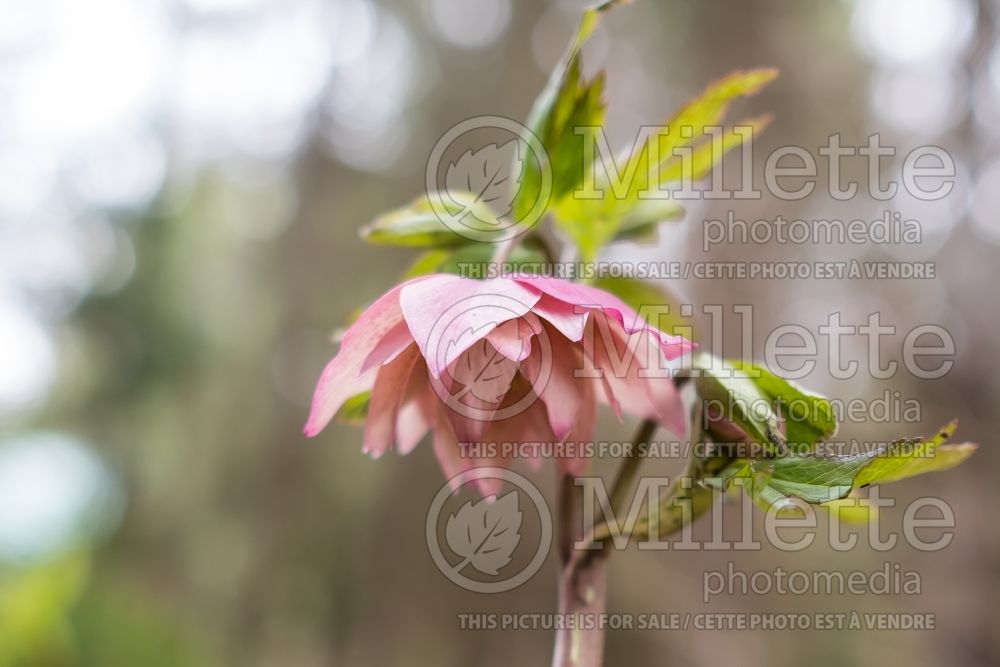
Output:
[[305, 274, 693, 493]]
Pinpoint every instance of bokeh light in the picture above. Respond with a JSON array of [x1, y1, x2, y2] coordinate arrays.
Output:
[[851, 0, 976, 65], [427, 0, 511, 49], [0, 433, 123, 561], [0, 297, 56, 415]]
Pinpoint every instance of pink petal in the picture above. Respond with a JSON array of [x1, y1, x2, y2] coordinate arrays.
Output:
[[530, 294, 589, 342], [516, 276, 635, 327], [645, 357, 687, 438], [624, 327, 687, 435], [515, 275, 694, 360], [395, 361, 436, 455], [485, 317, 535, 362], [396, 400, 430, 455], [521, 311, 544, 335], [360, 320, 414, 374], [400, 275, 540, 378], [629, 328, 687, 437], [583, 313, 658, 420], [577, 323, 622, 420], [432, 406, 503, 497], [438, 339, 519, 444], [561, 378, 597, 476], [363, 344, 420, 458], [520, 330, 583, 441], [432, 413, 465, 491], [658, 335, 696, 362], [482, 393, 556, 472], [585, 313, 687, 436], [304, 279, 428, 437]]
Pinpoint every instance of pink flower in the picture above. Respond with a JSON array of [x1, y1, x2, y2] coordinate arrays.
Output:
[[304, 274, 693, 493]]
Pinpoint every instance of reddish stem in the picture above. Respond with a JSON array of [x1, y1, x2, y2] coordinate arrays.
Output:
[[552, 474, 610, 667], [551, 551, 609, 667]]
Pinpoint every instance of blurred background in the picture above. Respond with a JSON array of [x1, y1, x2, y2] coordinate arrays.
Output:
[[0, 0, 997, 664]]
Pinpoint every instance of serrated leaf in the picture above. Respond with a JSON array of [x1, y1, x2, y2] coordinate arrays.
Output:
[[695, 353, 784, 454], [440, 242, 548, 276], [712, 459, 795, 513], [552, 195, 684, 262], [511, 1, 621, 222], [552, 69, 777, 261], [360, 193, 500, 247], [730, 422, 977, 513], [755, 452, 872, 503], [611, 199, 686, 245], [550, 194, 619, 263], [852, 421, 977, 487], [731, 359, 837, 450], [655, 114, 773, 185], [445, 491, 523, 575], [636, 69, 778, 187]]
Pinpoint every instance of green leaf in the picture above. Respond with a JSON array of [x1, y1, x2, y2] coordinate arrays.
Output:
[[554, 185, 683, 261], [710, 460, 795, 514], [823, 497, 878, 524], [727, 422, 977, 511], [511, 1, 622, 222], [336, 391, 371, 425], [539, 60, 607, 204], [550, 194, 620, 263], [852, 421, 976, 487], [754, 484, 800, 515], [360, 192, 500, 247], [755, 451, 872, 504], [552, 69, 777, 261], [731, 359, 838, 450], [552, 186, 685, 262], [435, 242, 548, 276], [401, 243, 549, 278], [636, 69, 778, 186], [402, 250, 453, 278], [654, 114, 773, 185], [694, 354, 784, 454], [611, 199, 686, 245]]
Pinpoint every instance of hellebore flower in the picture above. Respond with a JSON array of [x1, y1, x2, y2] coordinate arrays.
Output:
[[304, 274, 693, 492]]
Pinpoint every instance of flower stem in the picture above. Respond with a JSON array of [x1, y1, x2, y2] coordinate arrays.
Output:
[[553, 473, 610, 667], [550, 419, 655, 667], [552, 550, 609, 667], [551, 398, 732, 665], [491, 235, 518, 265]]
